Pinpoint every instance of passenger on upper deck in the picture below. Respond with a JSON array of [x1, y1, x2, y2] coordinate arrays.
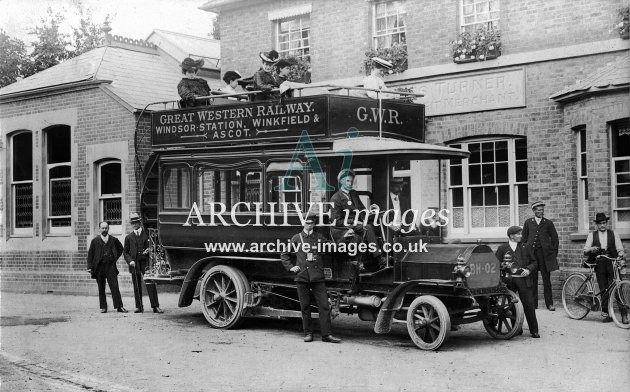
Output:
[[221, 70, 244, 100], [330, 169, 388, 270], [177, 58, 211, 108], [253, 50, 280, 101], [362, 57, 395, 99], [276, 58, 309, 99]]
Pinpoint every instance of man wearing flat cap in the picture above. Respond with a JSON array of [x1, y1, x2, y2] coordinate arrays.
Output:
[[123, 213, 163, 314], [281, 216, 341, 343], [495, 226, 540, 338], [583, 212, 627, 323], [521, 201, 559, 311], [177, 57, 211, 108]]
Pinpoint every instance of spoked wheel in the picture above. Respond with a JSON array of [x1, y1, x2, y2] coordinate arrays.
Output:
[[483, 289, 524, 339], [199, 265, 248, 329], [406, 295, 450, 351], [562, 273, 592, 320], [609, 280, 630, 329]]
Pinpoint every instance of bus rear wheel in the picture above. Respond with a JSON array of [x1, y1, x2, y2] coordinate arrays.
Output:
[[406, 295, 450, 351], [199, 265, 248, 329]]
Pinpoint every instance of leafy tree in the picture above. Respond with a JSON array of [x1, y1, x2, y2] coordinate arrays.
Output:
[[0, 30, 29, 88], [70, 1, 107, 57], [22, 8, 71, 78]]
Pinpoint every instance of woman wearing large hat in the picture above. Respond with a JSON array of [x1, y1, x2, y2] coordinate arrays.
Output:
[[362, 56, 395, 99], [177, 57, 211, 108], [252, 50, 280, 101]]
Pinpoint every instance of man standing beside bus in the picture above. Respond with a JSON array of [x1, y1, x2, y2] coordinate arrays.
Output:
[[124, 213, 163, 314], [281, 216, 341, 343], [521, 201, 559, 311]]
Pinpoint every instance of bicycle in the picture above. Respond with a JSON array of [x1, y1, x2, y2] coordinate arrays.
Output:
[[561, 254, 630, 329]]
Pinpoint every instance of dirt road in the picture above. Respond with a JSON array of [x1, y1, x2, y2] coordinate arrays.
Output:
[[1, 291, 628, 392]]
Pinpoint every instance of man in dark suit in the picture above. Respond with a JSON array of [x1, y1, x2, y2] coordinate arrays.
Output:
[[123, 212, 163, 314], [281, 216, 341, 343], [87, 221, 127, 313], [386, 177, 418, 237], [329, 169, 387, 269], [521, 201, 559, 311], [495, 226, 540, 338]]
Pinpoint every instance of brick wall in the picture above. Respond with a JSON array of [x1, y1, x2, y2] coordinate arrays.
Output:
[[0, 86, 142, 294], [217, 0, 628, 81]]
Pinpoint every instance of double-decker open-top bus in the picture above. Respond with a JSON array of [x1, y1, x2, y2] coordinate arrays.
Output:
[[137, 87, 524, 350]]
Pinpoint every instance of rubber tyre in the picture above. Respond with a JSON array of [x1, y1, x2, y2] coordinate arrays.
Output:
[[199, 265, 247, 329], [483, 289, 524, 339], [608, 280, 630, 329], [406, 295, 450, 351], [562, 273, 592, 320]]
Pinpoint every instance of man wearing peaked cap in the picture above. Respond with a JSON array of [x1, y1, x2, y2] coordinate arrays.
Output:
[[495, 226, 540, 338], [280, 215, 341, 343], [521, 201, 559, 311], [583, 212, 627, 323], [123, 212, 163, 314]]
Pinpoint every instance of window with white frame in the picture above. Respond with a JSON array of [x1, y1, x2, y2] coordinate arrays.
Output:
[[9, 131, 33, 235], [611, 120, 630, 229], [576, 126, 589, 231], [373, 1, 406, 49], [276, 14, 310, 61], [98, 160, 122, 232], [448, 138, 528, 235], [45, 126, 72, 234], [460, 0, 500, 32]]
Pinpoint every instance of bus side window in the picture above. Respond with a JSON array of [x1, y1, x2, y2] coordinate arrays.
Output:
[[197, 166, 262, 212], [163, 165, 191, 209], [267, 173, 302, 212]]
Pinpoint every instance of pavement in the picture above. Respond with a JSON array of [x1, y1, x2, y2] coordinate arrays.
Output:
[[0, 290, 628, 392]]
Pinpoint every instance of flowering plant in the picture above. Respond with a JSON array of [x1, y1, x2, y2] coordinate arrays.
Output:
[[450, 26, 501, 63], [362, 42, 408, 74], [615, 7, 629, 39]]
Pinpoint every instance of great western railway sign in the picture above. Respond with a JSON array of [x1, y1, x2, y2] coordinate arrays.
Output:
[[150, 95, 425, 147]]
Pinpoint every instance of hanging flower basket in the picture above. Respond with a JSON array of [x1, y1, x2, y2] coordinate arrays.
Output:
[[615, 7, 629, 39], [450, 26, 501, 63]]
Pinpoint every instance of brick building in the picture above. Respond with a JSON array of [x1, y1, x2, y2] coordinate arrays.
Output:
[[0, 31, 220, 294], [200, 0, 630, 299]]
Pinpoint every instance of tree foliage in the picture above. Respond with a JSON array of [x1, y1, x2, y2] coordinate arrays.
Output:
[[211, 14, 220, 40], [0, 30, 29, 88], [0, 2, 108, 88]]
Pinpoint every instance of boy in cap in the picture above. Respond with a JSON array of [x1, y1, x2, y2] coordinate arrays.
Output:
[[221, 70, 243, 99], [521, 201, 559, 311], [177, 57, 211, 108], [495, 226, 540, 338], [583, 212, 627, 323], [281, 216, 341, 343], [123, 213, 163, 314]]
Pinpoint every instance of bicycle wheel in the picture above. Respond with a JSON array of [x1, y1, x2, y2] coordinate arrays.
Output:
[[608, 280, 630, 329], [562, 273, 592, 320]]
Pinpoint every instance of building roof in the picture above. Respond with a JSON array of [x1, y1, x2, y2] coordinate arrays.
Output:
[[550, 53, 630, 102], [199, 0, 254, 13], [0, 34, 221, 111], [146, 29, 221, 69]]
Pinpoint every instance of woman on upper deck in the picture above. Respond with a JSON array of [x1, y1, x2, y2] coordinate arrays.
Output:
[[221, 70, 244, 100], [362, 57, 395, 99], [253, 50, 280, 101], [177, 57, 211, 108]]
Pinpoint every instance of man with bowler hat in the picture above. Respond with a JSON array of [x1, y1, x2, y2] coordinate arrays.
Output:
[[123, 212, 163, 314], [281, 216, 341, 343], [583, 212, 627, 323], [495, 226, 540, 338], [522, 201, 559, 311], [87, 221, 127, 313]]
